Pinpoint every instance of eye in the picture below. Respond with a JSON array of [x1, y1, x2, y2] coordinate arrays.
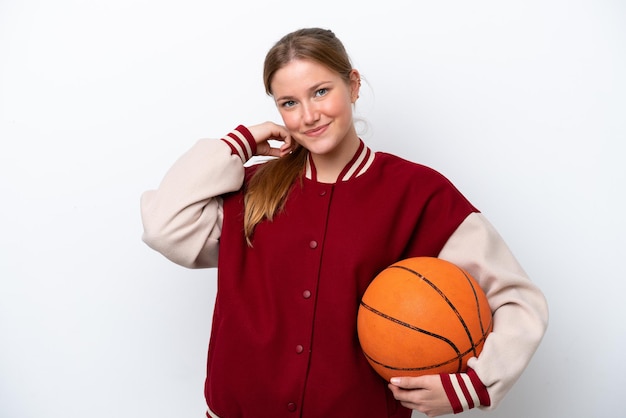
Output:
[[315, 88, 329, 97], [281, 100, 296, 109]]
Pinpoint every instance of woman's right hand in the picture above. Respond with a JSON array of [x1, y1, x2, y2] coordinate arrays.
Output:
[[246, 121, 294, 158]]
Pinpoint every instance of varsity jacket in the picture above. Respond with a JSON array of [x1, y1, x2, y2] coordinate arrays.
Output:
[[140, 126, 548, 417]]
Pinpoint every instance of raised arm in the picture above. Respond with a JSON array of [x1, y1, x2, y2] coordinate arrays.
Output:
[[140, 126, 255, 268], [140, 123, 293, 268]]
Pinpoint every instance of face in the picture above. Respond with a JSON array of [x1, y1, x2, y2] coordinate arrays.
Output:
[[270, 59, 361, 158]]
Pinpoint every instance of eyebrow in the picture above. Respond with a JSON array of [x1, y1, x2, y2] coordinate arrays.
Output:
[[274, 81, 333, 102]]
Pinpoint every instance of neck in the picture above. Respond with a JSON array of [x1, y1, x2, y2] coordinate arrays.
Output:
[[310, 134, 361, 183]]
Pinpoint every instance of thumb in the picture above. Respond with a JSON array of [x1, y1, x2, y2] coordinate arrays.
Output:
[[389, 376, 428, 389]]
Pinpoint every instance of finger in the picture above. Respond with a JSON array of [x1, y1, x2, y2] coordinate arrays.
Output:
[[266, 124, 290, 143], [389, 376, 427, 389], [278, 137, 294, 157], [265, 148, 280, 158], [256, 142, 276, 157]]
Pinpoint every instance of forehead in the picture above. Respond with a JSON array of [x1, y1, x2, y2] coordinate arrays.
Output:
[[271, 59, 343, 96]]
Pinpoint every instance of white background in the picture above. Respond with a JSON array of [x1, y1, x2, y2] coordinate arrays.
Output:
[[1, 1, 625, 417]]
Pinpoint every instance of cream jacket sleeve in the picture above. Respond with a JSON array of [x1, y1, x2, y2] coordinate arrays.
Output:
[[438, 212, 549, 409], [140, 128, 254, 268]]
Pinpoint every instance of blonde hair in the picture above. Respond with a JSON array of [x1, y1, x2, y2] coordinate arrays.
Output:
[[244, 28, 354, 244]]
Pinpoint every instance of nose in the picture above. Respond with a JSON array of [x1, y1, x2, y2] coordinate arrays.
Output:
[[301, 102, 320, 125]]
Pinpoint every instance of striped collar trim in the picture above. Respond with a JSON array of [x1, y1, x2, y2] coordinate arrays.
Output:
[[305, 140, 375, 182]]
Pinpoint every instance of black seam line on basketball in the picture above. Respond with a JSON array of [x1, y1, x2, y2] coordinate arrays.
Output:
[[362, 326, 491, 372], [389, 264, 479, 357], [456, 267, 489, 355], [359, 301, 461, 355], [360, 324, 492, 373], [362, 351, 460, 372], [459, 268, 489, 338]]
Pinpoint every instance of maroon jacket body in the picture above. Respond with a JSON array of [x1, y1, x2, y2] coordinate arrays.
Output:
[[205, 144, 476, 417]]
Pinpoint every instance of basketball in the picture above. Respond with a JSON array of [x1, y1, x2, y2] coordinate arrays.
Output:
[[357, 257, 492, 381]]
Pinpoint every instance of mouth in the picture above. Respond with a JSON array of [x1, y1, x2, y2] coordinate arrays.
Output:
[[303, 123, 329, 137]]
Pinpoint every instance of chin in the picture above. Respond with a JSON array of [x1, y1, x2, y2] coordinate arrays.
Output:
[[303, 141, 339, 156]]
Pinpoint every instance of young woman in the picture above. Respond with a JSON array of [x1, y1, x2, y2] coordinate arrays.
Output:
[[140, 28, 548, 418]]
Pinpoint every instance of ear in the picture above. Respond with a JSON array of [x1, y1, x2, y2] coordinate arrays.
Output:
[[349, 69, 361, 103]]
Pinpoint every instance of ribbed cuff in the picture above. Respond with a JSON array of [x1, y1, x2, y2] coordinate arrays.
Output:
[[440, 368, 491, 414], [220, 125, 257, 163]]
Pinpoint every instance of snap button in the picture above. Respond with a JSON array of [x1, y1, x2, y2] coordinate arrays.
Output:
[[319, 190, 327, 196], [287, 402, 297, 412], [302, 290, 311, 299], [295, 344, 304, 354], [309, 240, 318, 249]]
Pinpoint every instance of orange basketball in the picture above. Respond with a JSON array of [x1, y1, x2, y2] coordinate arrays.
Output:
[[357, 257, 492, 381]]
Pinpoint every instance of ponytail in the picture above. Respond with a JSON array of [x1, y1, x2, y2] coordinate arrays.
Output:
[[244, 145, 308, 245]]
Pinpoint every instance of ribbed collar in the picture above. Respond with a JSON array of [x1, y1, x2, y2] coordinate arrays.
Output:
[[305, 140, 375, 182]]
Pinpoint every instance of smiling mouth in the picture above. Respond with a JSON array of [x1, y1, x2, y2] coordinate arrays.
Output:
[[304, 124, 328, 136]]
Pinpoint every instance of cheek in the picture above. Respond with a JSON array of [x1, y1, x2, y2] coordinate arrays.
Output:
[[332, 100, 354, 121], [279, 111, 300, 131], [329, 94, 354, 117]]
